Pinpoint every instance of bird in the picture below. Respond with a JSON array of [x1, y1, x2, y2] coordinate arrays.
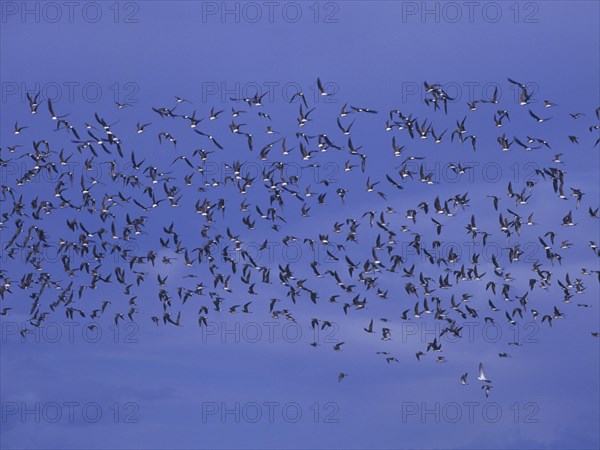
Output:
[[528, 109, 551, 123], [317, 77, 330, 96], [482, 385, 493, 398], [477, 363, 492, 383], [14, 122, 28, 135]]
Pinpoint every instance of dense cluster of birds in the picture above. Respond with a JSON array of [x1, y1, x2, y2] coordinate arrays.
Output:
[[1, 78, 599, 396]]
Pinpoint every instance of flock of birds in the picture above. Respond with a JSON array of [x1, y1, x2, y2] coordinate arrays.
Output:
[[1, 78, 599, 396]]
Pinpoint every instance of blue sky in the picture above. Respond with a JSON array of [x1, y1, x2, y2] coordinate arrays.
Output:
[[1, 1, 599, 449]]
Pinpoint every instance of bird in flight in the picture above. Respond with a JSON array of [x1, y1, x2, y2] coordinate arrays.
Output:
[[1, 77, 598, 399]]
